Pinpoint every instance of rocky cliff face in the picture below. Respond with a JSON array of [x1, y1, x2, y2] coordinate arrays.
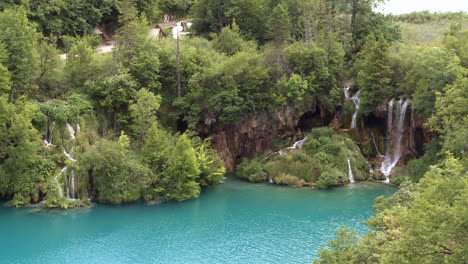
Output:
[[196, 103, 324, 171], [196, 97, 432, 172]]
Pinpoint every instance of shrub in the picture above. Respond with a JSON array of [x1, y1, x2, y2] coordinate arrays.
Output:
[[316, 168, 344, 189], [236, 159, 266, 182], [274, 173, 306, 186]]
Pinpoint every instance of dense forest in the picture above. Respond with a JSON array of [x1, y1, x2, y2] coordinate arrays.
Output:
[[0, 0, 466, 262]]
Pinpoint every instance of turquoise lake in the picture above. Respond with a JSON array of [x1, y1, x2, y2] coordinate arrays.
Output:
[[0, 178, 396, 264]]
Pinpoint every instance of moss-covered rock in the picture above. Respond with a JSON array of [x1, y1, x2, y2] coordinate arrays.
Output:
[[237, 127, 371, 188]]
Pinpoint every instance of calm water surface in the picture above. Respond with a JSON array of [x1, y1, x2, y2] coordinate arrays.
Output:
[[0, 178, 396, 264]]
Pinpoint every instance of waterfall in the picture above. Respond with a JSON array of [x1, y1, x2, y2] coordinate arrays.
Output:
[[66, 170, 76, 199], [66, 123, 76, 139], [370, 131, 382, 156], [347, 158, 355, 183], [268, 176, 273, 183], [380, 98, 409, 183], [350, 90, 361, 129], [409, 108, 416, 154], [53, 167, 67, 198], [343, 86, 351, 100], [63, 148, 77, 162], [277, 137, 308, 155], [76, 123, 81, 133]]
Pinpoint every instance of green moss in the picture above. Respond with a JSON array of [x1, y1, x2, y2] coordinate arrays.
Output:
[[274, 173, 307, 186], [242, 127, 371, 189]]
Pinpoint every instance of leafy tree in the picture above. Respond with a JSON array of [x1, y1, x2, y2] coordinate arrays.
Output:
[[315, 155, 468, 264], [212, 22, 255, 56], [28, 0, 116, 38], [129, 89, 161, 142], [428, 76, 468, 155], [356, 34, 393, 115], [0, 96, 43, 202], [0, 6, 39, 101], [266, 4, 291, 48], [78, 137, 152, 203], [163, 134, 201, 201], [64, 37, 97, 92]]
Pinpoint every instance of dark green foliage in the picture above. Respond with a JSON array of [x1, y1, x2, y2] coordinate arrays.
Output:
[[239, 128, 369, 188], [356, 34, 394, 115], [79, 137, 152, 203], [211, 23, 255, 56], [395, 11, 468, 24], [266, 4, 291, 47]]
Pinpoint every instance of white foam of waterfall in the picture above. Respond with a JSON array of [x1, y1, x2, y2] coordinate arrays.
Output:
[[269, 176, 273, 183], [347, 158, 355, 183], [277, 137, 308, 155], [53, 167, 67, 198], [343, 86, 351, 100], [76, 123, 81, 133], [380, 98, 409, 183], [66, 123, 76, 139], [63, 149, 77, 162], [43, 139, 54, 147], [350, 90, 361, 129]]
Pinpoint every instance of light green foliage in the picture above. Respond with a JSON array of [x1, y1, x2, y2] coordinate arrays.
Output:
[[237, 158, 266, 183], [428, 76, 468, 155], [356, 34, 394, 115], [37, 94, 93, 124], [142, 125, 224, 201], [240, 128, 369, 188], [314, 227, 361, 264], [274, 173, 306, 186], [0, 6, 39, 100], [0, 44, 11, 95], [444, 28, 468, 68], [163, 134, 201, 201], [189, 135, 226, 187], [398, 46, 462, 118], [129, 89, 161, 142], [93, 66, 138, 125], [212, 22, 255, 56], [0, 96, 43, 201], [78, 138, 152, 203], [315, 155, 468, 264], [64, 37, 97, 91]]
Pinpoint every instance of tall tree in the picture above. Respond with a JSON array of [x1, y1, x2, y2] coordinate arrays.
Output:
[[266, 4, 291, 48], [0, 7, 39, 101], [356, 34, 393, 115], [129, 89, 161, 142]]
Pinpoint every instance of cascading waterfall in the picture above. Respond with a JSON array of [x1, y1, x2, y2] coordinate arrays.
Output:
[[380, 98, 409, 183], [343, 86, 351, 100], [370, 131, 382, 156], [277, 137, 308, 156], [409, 108, 416, 154], [44, 121, 55, 147], [66, 123, 76, 139], [350, 90, 361, 129], [347, 158, 355, 183], [45, 122, 80, 200], [53, 167, 67, 198]]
